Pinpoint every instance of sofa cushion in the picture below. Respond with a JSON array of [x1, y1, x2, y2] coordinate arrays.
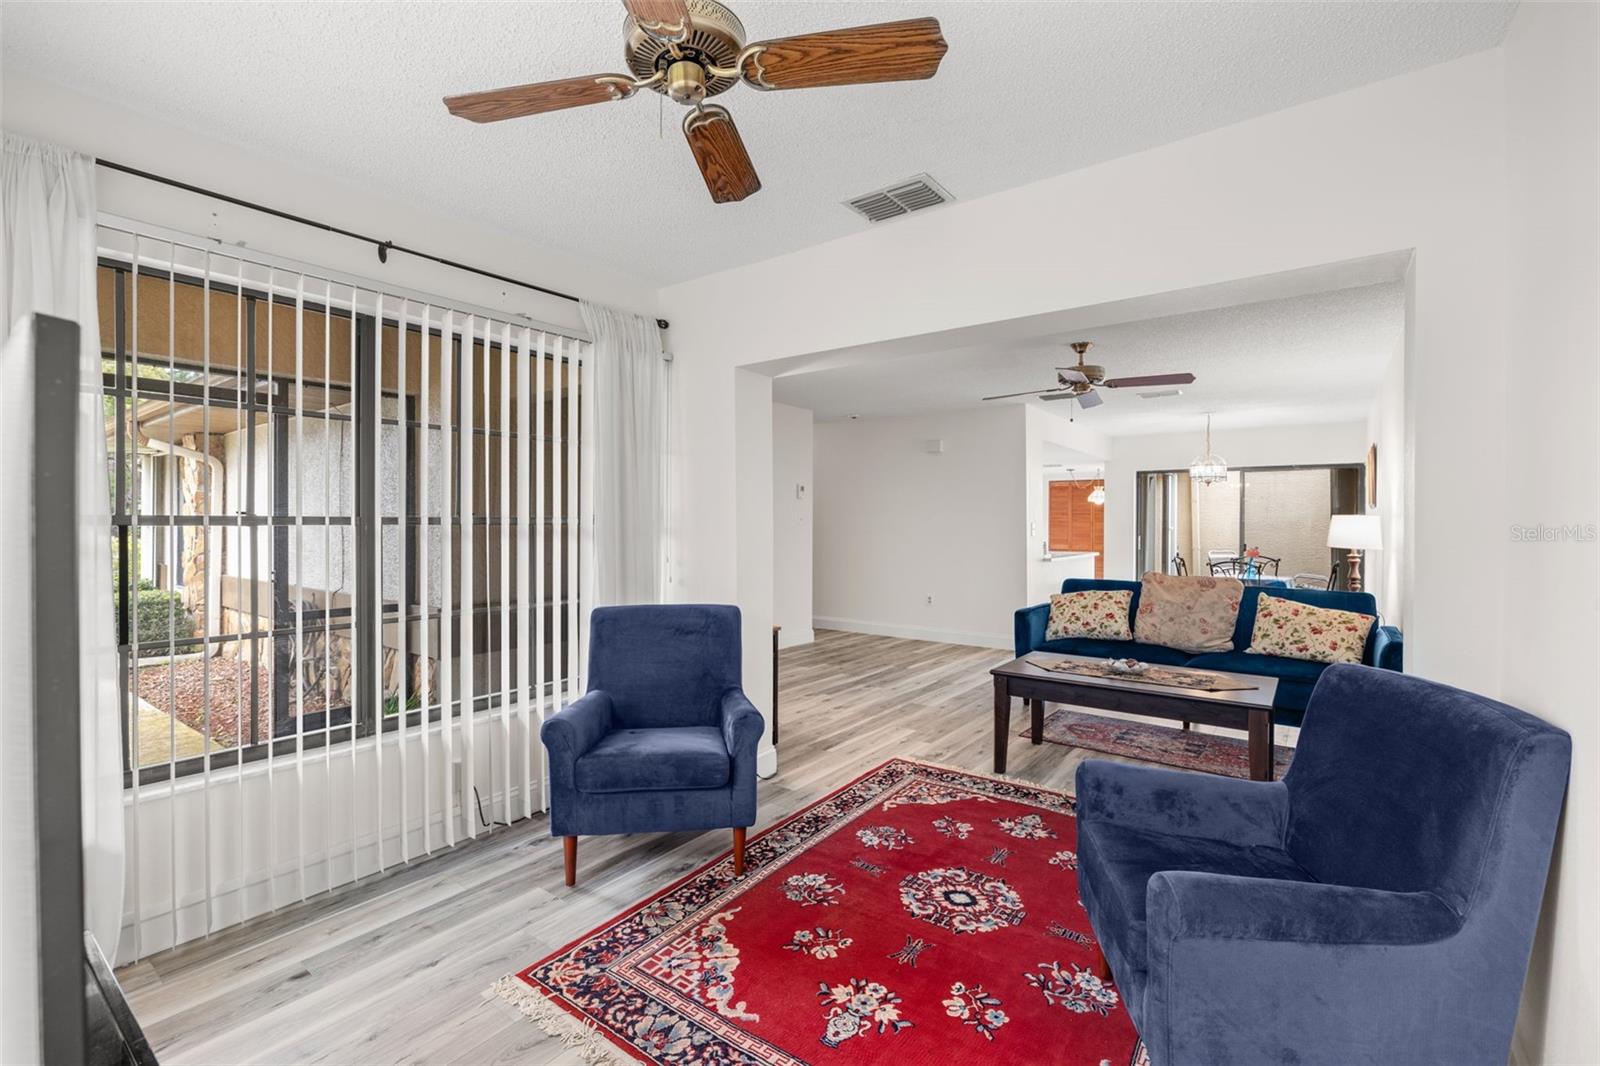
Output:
[[1077, 819, 1314, 1005], [1230, 586, 1380, 662], [1037, 637, 1193, 666], [574, 726, 730, 793], [1134, 572, 1244, 654], [1046, 589, 1134, 641], [1060, 577, 1144, 616], [1246, 593, 1376, 665]]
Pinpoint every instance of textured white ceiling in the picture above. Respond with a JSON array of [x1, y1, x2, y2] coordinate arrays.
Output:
[[771, 281, 1406, 435], [3, 2, 1514, 286]]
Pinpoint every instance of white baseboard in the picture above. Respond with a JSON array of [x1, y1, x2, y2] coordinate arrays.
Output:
[[813, 616, 1012, 651], [757, 745, 778, 779], [777, 626, 815, 650]]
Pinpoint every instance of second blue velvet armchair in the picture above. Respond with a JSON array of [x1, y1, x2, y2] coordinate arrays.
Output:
[[540, 604, 765, 886], [1075, 664, 1570, 1065]]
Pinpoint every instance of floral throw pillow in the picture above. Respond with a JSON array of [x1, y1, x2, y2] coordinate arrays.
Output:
[[1133, 572, 1243, 654], [1247, 594, 1376, 665], [1045, 589, 1133, 642]]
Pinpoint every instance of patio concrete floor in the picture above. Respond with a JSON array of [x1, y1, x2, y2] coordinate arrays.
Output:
[[135, 698, 207, 766]]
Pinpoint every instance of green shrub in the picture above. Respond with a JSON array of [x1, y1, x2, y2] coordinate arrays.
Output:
[[382, 691, 422, 717], [134, 589, 196, 648]]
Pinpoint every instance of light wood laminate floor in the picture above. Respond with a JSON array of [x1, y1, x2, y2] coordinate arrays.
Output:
[[116, 629, 1255, 1065]]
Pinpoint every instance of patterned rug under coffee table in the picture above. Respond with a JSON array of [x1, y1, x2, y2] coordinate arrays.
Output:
[[494, 759, 1145, 1065], [1022, 708, 1295, 780]]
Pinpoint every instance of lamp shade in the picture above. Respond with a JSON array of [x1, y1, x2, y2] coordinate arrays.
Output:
[[1327, 514, 1382, 550]]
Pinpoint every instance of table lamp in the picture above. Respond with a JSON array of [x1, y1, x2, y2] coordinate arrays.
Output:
[[1327, 514, 1382, 593]]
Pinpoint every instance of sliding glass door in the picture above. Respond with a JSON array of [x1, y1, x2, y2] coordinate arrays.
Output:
[[1135, 464, 1364, 581]]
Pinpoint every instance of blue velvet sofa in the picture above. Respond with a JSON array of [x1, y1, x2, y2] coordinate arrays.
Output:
[[1015, 577, 1403, 725], [539, 604, 765, 886], [1075, 665, 1571, 1065]]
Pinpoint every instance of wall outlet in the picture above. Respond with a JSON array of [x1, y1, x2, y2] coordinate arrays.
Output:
[[926, 595, 934, 606]]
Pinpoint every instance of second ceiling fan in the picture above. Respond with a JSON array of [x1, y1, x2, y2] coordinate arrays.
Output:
[[443, 0, 949, 204], [982, 342, 1197, 410]]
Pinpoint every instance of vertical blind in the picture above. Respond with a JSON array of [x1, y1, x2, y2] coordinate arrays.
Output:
[[97, 223, 592, 958]]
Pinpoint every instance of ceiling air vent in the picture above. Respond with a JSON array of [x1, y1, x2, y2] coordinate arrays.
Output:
[[845, 174, 954, 223]]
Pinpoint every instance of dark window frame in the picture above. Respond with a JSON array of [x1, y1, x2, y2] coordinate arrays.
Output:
[[102, 259, 583, 788]]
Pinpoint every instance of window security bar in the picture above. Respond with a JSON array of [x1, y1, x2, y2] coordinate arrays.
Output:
[[99, 223, 591, 960]]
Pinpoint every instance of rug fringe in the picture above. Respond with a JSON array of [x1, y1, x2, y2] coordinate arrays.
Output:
[[892, 755, 1077, 800], [491, 974, 630, 1065]]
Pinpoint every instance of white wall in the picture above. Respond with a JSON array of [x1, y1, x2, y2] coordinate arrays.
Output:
[[1365, 345, 1407, 627], [808, 403, 1110, 645], [662, 48, 1509, 696], [1029, 553, 1097, 604], [659, 23, 1598, 1055], [771, 403, 814, 648], [2, 73, 659, 330], [813, 407, 1027, 648], [732, 370, 776, 776], [1100, 421, 1368, 582], [1499, 5, 1600, 1063], [1025, 405, 1112, 603]]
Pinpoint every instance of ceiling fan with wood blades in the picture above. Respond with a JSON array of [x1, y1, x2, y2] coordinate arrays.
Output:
[[442, 0, 949, 204], [981, 342, 1197, 409]]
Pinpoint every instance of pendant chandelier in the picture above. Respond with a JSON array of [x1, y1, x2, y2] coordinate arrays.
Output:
[[1088, 470, 1106, 506], [1189, 414, 1228, 485], [1063, 467, 1106, 505]]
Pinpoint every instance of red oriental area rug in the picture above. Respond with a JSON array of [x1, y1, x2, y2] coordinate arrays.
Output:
[[494, 759, 1147, 1065]]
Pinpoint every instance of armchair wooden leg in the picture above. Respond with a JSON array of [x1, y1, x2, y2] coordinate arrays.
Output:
[[733, 827, 747, 877], [563, 836, 577, 887]]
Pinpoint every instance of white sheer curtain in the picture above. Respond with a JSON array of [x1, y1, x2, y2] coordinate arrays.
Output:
[[581, 301, 668, 605], [1, 133, 125, 964]]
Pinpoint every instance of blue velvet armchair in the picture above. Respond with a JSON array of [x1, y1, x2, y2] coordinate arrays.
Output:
[[1076, 664, 1570, 1065], [540, 604, 765, 886]]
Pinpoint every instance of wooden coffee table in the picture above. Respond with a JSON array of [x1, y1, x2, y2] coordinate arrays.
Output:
[[990, 653, 1281, 781]]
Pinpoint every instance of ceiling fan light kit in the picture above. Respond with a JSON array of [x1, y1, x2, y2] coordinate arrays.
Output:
[[443, 0, 949, 204]]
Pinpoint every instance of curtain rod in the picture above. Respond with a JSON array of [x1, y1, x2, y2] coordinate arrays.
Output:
[[94, 158, 669, 330]]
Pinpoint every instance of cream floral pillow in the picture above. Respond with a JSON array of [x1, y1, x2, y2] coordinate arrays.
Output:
[[1247, 594, 1375, 665], [1045, 589, 1133, 641], [1133, 572, 1243, 654]]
